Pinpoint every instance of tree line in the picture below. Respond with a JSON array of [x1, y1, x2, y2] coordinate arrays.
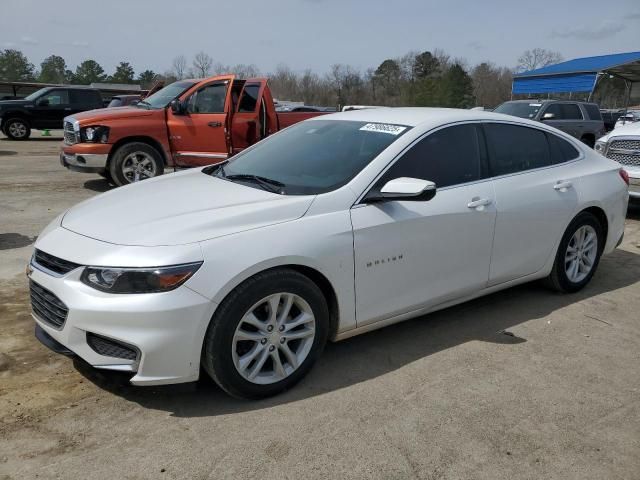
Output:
[[2, 47, 627, 108]]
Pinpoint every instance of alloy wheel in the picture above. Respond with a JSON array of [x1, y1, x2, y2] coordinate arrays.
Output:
[[8, 121, 27, 139], [564, 225, 598, 283], [121, 151, 157, 182], [232, 292, 316, 385]]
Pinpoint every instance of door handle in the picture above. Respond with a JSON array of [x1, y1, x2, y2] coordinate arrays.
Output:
[[467, 197, 492, 209], [208, 121, 222, 128], [554, 181, 573, 191]]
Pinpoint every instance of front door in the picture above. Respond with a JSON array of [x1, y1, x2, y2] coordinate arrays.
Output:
[[351, 123, 497, 326], [167, 75, 235, 167], [33, 89, 71, 129]]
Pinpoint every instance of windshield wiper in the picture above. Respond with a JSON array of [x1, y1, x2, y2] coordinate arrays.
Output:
[[224, 173, 285, 194]]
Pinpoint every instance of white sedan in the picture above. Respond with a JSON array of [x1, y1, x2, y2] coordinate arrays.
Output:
[[29, 108, 629, 399]]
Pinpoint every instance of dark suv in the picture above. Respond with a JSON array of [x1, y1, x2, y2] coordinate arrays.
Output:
[[0, 87, 103, 140], [494, 100, 606, 147]]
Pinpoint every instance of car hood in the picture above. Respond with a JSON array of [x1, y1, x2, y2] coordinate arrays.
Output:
[[70, 106, 155, 124], [61, 169, 315, 246], [604, 121, 640, 140], [0, 99, 30, 108]]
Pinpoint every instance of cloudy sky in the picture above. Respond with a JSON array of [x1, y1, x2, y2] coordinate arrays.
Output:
[[1, 0, 639, 75]]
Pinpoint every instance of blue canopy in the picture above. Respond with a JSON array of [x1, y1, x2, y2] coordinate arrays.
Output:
[[513, 51, 640, 95]]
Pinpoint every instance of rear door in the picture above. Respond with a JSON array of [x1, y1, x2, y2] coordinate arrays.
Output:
[[484, 122, 580, 285], [540, 103, 583, 139], [230, 79, 269, 154], [167, 75, 235, 167]]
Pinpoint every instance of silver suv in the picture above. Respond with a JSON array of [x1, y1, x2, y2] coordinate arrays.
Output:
[[494, 100, 606, 148]]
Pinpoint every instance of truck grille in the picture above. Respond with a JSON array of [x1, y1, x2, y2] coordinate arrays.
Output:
[[33, 249, 81, 276], [606, 139, 640, 167], [64, 121, 77, 145], [30, 281, 68, 329]]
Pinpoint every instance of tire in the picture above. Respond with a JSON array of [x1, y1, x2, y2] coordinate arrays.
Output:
[[202, 268, 330, 399], [108, 142, 163, 187], [4, 118, 31, 140], [546, 211, 604, 293]]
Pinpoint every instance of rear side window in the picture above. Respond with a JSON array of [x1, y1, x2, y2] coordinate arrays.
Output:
[[544, 103, 583, 120], [237, 84, 260, 112], [583, 104, 602, 120], [71, 89, 100, 105], [379, 124, 483, 189], [547, 133, 580, 164], [484, 123, 551, 176]]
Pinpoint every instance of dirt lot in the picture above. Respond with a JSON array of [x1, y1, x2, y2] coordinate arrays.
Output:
[[1, 133, 639, 480]]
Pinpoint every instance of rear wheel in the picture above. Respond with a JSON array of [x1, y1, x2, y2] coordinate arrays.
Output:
[[4, 118, 31, 140], [547, 212, 603, 293], [109, 142, 163, 186], [580, 135, 595, 148], [202, 269, 329, 399]]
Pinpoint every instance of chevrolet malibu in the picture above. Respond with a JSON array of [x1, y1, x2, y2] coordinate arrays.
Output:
[[29, 108, 629, 399]]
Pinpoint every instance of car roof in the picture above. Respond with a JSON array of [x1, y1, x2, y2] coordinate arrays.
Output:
[[504, 99, 596, 105], [309, 107, 541, 129]]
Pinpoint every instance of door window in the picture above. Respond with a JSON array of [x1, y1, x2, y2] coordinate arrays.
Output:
[[40, 90, 69, 105], [70, 89, 99, 105], [547, 133, 579, 164], [484, 123, 551, 176], [544, 103, 583, 120], [583, 104, 602, 120], [237, 84, 261, 112], [187, 83, 227, 113], [377, 124, 484, 189]]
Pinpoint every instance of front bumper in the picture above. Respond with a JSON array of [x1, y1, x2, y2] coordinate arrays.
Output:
[[60, 151, 108, 173], [28, 253, 216, 386]]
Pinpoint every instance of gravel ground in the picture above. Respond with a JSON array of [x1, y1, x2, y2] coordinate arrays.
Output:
[[1, 132, 639, 480]]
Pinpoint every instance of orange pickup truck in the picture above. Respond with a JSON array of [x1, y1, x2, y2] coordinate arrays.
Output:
[[60, 75, 329, 186]]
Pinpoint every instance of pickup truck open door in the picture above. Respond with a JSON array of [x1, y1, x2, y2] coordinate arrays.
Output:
[[167, 74, 235, 167], [230, 78, 278, 154]]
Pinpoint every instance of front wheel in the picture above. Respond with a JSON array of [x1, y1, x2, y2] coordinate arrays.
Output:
[[202, 269, 329, 399], [4, 118, 31, 140], [109, 142, 163, 186], [546, 212, 604, 293]]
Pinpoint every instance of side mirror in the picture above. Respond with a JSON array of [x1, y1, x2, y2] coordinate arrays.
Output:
[[170, 99, 187, 115], [541, 112, 555, 120], [366, 177, 437, 203], [36, 98, 49, 107]]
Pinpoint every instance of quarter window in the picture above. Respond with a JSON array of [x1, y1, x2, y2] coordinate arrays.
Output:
[[547, 133, 580, 164], [378, 124, 483, 189], [484, 123, 551, 176], [188, 83, 227, 113]]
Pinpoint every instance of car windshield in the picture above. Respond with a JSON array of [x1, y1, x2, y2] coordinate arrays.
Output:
[[136, 81, 196, 109], [213, 120, 411, 195], [24, 88, 50, 101], [494, 102, 543, 119]]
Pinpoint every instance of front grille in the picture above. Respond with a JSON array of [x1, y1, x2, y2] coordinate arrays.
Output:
[[607, 139, 640, 167], [30, 281, 68, 329], [63, 121, 77, 145], [86, 333, 138, 361], [33, 249, 81, 276]]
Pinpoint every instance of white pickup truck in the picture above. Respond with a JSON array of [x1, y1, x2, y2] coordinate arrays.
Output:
[[596, 122, 640, 201]]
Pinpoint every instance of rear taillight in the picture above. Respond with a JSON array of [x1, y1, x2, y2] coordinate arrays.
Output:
[[619, 169, 630, 186]]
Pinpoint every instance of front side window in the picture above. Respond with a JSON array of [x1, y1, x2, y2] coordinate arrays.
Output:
[[188, 83, 227, 113], [484, 123, 551, 176], [215, 120, 410, 195], [376, 124, 484, 190], [41, 90, 69, 105]]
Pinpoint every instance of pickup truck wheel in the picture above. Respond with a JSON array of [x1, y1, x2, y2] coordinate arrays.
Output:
[[4, 118, 31, 140], [109, 142, 163, 186]]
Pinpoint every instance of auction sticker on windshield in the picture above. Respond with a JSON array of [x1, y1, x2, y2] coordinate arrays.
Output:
[[359, 123, 407, 135]]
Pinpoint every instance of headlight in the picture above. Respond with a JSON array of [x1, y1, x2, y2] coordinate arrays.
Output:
[[80, 125, 110, 143], [80, 262, 202, 294], [594, 140, 607, 154]]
